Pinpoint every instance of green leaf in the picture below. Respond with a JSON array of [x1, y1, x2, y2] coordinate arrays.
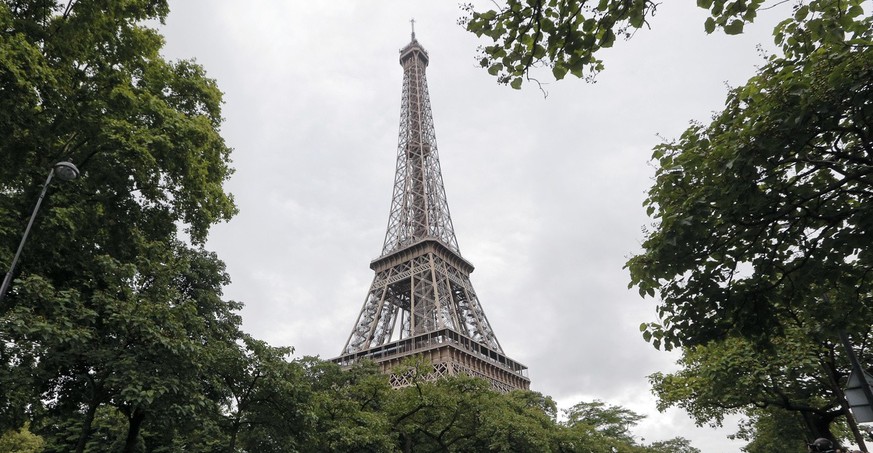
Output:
[[600, 29, 616, 48], [794, 5, 809, 22], [704, 17, 716, 34], [724, 19, 744, 35], [629, 10, 644, 29], [510, 77, 523, 89]]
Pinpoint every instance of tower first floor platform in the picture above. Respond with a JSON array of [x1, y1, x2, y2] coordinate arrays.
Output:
[[331, 328, 530, 393]]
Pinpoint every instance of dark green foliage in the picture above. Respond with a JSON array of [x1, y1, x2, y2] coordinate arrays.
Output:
[[627, 44, 873, 349], [296, 358, 394, 452], [462, 0, 658, 87], [463, 0, 872, 88], [0, 0, 240, 450], [389, 374, 554, 452], [648, 327, 861, 443], [618, 0, 873, 449], [564, 400, 645, 444], [730, 409, 811, 453], [645, 436, 701, 453], [216, 338, 311, 453]]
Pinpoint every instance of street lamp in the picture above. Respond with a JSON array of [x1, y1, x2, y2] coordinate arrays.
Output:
[[0, 161, 80, 302]]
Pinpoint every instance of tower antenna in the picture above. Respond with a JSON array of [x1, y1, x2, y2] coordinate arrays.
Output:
[[410, 18, 415, 40]]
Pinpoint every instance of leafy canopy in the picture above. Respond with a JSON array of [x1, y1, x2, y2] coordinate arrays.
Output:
[[463, 0, 872, 88], [0, 1, 243, 450], [626, 41, 873, 348]]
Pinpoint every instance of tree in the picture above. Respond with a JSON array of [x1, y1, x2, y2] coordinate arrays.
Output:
[[297, 358, 395, 453], [648, 326, 864, 446], [0, 0, 240, 450], [622, 12, 873, 444], [730, 408, 812, 453], [216, 337, 311, 453], [563, 400, 644, 445], [0, 423, 44, 453], [625, 39, 873, 346], [386, 368, 561, 452], [624, 32, 873, 448], [644, 436, 702, 453], [560, 399, 701, 453], [463, 0, 872, 88], [268, 356, 702, 453], [7, 242, 246, 452]]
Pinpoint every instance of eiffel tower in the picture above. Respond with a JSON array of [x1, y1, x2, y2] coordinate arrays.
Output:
[[331, 29, 529, 392]]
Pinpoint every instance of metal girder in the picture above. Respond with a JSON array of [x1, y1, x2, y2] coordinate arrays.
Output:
[[343, 245, 503, 354], [338, 35, 524, 390], [381, 38, 458, 256]]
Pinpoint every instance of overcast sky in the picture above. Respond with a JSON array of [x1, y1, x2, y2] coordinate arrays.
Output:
[[159, 2, 787, 451]]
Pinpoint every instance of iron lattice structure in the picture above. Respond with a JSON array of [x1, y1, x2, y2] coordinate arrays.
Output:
[[332, 34, 529, 392]]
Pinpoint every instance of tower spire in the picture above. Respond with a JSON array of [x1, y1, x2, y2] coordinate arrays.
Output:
[[410, 18, 416, 40], [332, 34, 529, 392]]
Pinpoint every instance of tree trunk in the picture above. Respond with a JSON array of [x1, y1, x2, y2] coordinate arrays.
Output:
[[122, 407, 146, 453], [799, 411, 837, 445], [74, 399, 100, 453], [227, 416, 241, 453]]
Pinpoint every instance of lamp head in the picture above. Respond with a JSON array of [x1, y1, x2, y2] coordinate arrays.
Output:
[[54, 161, 79, 181]]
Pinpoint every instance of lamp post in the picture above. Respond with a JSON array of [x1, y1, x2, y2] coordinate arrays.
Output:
[[0, 161, 80, 302]]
